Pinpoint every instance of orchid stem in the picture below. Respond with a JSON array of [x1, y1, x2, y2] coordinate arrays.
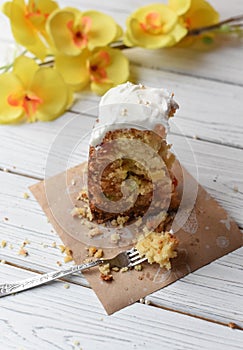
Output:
[[188, 14, 243, 36]]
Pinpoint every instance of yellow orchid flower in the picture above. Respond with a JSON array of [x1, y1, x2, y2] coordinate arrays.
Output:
[[124, 4, 187, 48], [168, 0, 191, 16], [2, 0, 59, 60], [55, 47, 129, 95], [0, 56, 72, 124], [168, 0, 219, 46], [47, 7, 123, 56]]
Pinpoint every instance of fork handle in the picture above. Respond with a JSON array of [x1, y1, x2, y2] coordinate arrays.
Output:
[[0, 260, 101, 298]]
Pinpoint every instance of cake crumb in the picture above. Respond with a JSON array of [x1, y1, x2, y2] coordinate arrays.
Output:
[[233, 185, 238, 192], [193, 135, 198, 140], [88, 246, 97, 257], [99, 263, 110, 276], [23, 192, 30, 199], [64, 256, 73, 263], [145, 299, 151, 305], [21, 239, 30, 248], [18, 248, 28, 257], [111, 267, 120, 272], [74, 340, 80, 346], [4, 217, 9, 221], [1, 240, 7, 248], [0, 260, 6, 264], [59, 245, 66, 253], [94, 249, 103, 259], [139, 298, 145, 304], [51, 242, 57, 248], [64, 284, 70, 289], [110, 233, 120, 243], [89, 227, 102, 237], [56, 261, 62, 266], [100, 274, 113, 282], [9, 244, 13, 250], [134, 264, 143, 271], [71, 179, 76, 186], [120, 267, 129, 273], [76, 189, 88, 202]]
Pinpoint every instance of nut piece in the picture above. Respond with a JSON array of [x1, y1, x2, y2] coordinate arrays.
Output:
[[100, 274, 113, 282]]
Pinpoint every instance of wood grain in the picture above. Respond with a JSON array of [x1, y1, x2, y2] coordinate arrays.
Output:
[[0, 264, 243, 350]]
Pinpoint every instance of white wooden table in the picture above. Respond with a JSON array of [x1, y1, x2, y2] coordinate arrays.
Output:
[[0, 1, 243, 349]]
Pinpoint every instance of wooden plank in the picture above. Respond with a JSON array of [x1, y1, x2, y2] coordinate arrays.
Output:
[[1, 0, 243, 85], [0, 264, 243, 350], [0, 68, 243, 179], [0, 170, 242, 326], [147, 247, 243, 328]]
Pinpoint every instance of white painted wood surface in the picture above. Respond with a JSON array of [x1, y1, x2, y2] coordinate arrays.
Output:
[[0, 0, 243, 348], [1, 264, 243, 350]]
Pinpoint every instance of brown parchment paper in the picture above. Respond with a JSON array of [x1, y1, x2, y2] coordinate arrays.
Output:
[[30, 161, 242, 315]]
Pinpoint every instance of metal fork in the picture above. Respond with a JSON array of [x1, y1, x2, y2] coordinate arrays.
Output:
[[0, 248, 146, 298]]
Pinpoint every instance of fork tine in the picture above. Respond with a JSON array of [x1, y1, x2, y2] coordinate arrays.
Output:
[[130, 257, 147, 266], [126, 247, 136, 254], [130, 254, 143, 263], [128, 250, 141, 258]]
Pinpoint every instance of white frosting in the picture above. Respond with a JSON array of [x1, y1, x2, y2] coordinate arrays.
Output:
[[90, 82, 178, 146]]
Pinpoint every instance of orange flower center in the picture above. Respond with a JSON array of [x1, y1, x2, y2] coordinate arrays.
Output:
[[88, 51, 111, 83], [8, 92, 43, 118], [184, 17, 192, 29], [25, 1, 49, 21], [67, 16, 92, 48], [140, 12, 164, 35]]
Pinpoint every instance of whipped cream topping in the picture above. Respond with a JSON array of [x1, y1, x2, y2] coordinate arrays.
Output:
[[90, 82, 178, 146]]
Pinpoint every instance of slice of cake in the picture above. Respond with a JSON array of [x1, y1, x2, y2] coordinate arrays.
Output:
[[87, 82, 179, 230]]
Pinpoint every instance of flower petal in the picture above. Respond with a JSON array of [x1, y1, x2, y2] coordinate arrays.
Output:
[[3, 0, 48, 59], [30, 67, 72, 121], [124, 4, 180, 48], [185, 0, 219, 29], [167, 23, 188, 46], [84, 10, 120, 49], [104, 48, 129, 85], [13, 56, 39, 88], [168, 0, 191, 16], [55, 50, 90, 91], [47, 8, 81, 55], [90, 47, 129, 95], [0, 73, 24, 124], [91, 81, 114, 95], [37, 0, 59, 16], [126, 18, 174, 48]]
